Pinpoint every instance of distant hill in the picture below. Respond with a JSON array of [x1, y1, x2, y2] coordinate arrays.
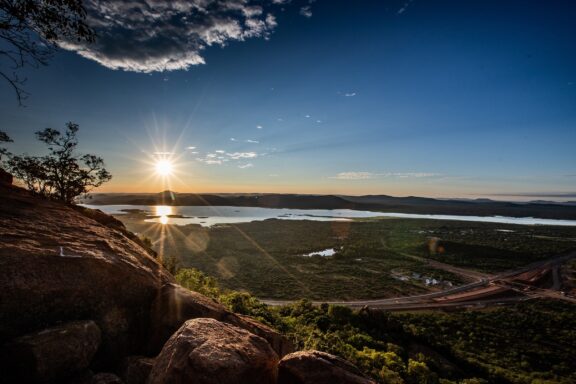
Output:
[[81, 192, 576, 220]]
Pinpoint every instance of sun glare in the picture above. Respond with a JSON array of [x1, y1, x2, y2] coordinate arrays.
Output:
[[155, 159, 173, 176]]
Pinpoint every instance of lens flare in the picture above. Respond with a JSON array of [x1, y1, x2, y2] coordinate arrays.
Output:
[[155, 159, 173, 176]]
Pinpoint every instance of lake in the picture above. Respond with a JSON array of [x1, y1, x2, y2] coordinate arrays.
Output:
[[80, 204, 576, 227]]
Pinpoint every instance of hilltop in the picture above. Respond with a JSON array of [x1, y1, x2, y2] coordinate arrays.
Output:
[[0, 180, 374, 384]]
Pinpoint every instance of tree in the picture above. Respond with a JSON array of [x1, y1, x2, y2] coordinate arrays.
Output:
[[0, 0, 95, 104], [0, 130, 12, 162], [7, 122, 111, 203]]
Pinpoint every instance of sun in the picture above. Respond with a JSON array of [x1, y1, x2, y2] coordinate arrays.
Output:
[[155, 159, 173, 176]]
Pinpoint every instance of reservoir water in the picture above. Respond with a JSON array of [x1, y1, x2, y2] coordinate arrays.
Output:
[[81, 204, 576, 227]]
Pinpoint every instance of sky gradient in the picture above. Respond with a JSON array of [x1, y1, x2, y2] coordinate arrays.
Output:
[[1, 0, 575, 199]]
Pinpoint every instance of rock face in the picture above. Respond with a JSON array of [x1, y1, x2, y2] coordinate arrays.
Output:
[[120, 356, 154, 384], [0, 184, 173, 366], [149, 283, 292, 357], [148, 318, 279, 384], [0, 321, 101, 382], [278, 350, 377, 384]]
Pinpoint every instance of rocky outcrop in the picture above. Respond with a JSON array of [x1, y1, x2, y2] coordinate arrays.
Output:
[[278, 350, 377, 384], [0, 184, 174, 367], [148, 318, 279, 384], [0, 321, 101, 382], [149, 283, 292, 357], [233, 314, 295, 358], [0, 184, 368, 384]]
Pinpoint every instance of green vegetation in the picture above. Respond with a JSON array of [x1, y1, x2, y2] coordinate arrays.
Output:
[[177, 267, 576, 384], [118, 215, 576, 299]]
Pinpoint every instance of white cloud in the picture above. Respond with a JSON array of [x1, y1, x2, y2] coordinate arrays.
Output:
[[386, 172, 441, 178], [344, 92, 356, 97], [230, 137, 237, 141], [305, 114, 311, 118], [227, 151, 258, 159], [330, 171, 441, 180], [256, 125, 263, 129], [238, 163, 254, 169], [215, 150, 225, 153], [330, 172, 377, 180], [398, 0, 414, 15], [187, 146, 196, 150], [59, 1, 283, 72], [299, 6, 312, 18], [245, 139, 259, 144]]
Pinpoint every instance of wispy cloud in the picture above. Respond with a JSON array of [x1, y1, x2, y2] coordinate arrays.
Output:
[[344, 92, 357, 97], [59, 1, 283, 72], [330, 172, 376, 180], [238, 163, 254, 169], [330, 171, 441, 180], [245, 139, 260, 144], [227, 151, 258, 160], [299, 6, 312, 18], [398, 0, 415, 15], [256, 125, 263, 129]]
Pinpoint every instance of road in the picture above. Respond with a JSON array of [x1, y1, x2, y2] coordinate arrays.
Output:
[[261, 250, 576, 310]]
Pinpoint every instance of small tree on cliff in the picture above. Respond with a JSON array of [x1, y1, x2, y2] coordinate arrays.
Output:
[[0, 130, 12, 162], [8, 122, 112, 203]]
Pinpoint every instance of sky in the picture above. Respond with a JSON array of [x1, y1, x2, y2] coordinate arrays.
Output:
[[1, 0, 575, 199]]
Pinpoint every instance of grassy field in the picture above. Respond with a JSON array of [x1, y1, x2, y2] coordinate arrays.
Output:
[[115, 213, 576, 300]]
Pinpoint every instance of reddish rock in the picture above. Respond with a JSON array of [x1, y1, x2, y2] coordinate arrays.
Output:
[[0, 184, 174, 366], [278, 350, 377, 384], [148, 318, 279, 384], [0, 321, 101, 383], [231, 314, 294, 357], [149, 283, 291, 357]]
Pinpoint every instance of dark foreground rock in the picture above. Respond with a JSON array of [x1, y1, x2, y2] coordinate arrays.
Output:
[[120, 356, 154, 384], [278, 350, 377, 384], [0, 184, 173, 367], [89, 372, 124, 384], [148, 318, 279, 384], [0, 320, 101, 383]]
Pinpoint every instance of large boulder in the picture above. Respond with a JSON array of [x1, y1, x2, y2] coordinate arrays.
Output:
[[278, 350, 377, 384], [231, 314, 294, 357], [120, 356, 154, 384], [0, 320, 101, 383], [149, 283, 292, 357], [148, 318, 279, 384], [0, 185, 174, 367]]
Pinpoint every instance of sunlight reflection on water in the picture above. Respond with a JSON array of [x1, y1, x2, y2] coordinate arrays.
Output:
[[155, 205, 173, 225]]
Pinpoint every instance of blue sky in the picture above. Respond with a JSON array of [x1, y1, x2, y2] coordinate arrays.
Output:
[[1, 0, 575, 199]]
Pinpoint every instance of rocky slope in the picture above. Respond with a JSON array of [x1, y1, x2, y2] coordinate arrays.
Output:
[[0, 180, 372, 383]]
